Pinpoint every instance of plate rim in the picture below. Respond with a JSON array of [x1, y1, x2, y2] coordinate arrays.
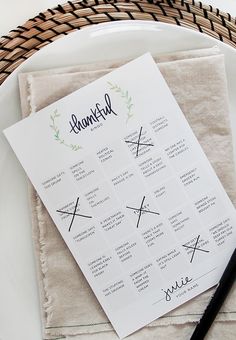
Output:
[[1, 20, 236, 90]]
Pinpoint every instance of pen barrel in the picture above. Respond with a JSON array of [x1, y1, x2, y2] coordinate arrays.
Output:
[[190, 248, 236, 340]]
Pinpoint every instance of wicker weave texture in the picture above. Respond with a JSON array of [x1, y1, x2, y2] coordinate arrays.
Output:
[[0, 0, 235, 84]]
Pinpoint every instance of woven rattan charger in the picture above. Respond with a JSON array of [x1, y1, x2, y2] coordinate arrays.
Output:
[[0, 0, 236, 86]]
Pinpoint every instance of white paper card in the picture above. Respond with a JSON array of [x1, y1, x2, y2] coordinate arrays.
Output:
[[4, 54, 236, 338]]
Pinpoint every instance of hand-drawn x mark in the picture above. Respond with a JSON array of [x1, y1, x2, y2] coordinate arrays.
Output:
[[182, 235, 210, 263], [126, 196, 160, 228], [56, 197, 92, 232], [125, 126, 154, 157]]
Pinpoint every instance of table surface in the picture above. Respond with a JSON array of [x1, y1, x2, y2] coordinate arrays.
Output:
[[0, 0, 236, 36]]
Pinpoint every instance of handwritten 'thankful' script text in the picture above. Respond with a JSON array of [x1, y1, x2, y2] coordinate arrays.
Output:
[[69, 93, 117, 134]]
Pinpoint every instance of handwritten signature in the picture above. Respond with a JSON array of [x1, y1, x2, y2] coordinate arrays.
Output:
[[162, 276, 193, 301]]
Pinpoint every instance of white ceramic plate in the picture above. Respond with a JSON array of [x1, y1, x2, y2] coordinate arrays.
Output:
[[1, 21, 236, 340]]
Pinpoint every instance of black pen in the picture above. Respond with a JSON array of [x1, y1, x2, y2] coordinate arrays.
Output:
[[190, 248, 236, 340]]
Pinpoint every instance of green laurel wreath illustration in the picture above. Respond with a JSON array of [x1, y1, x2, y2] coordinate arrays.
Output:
[[107, 82, 134, 122], [50, 109, 81, 151]]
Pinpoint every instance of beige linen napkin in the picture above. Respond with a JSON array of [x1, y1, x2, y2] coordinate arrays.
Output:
[[18, 46, 236, 340]]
